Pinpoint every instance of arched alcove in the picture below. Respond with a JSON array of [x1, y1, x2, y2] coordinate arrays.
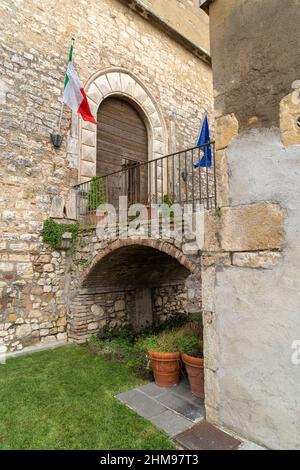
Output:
[[68, 239, 202, 338]]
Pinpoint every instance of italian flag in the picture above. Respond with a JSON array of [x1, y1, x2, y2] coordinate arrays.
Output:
[[63, 41, 96, 124]]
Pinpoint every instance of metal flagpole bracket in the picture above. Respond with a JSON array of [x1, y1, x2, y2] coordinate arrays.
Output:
[[50, 133, 63, 148], [50, 36, 75, 150]]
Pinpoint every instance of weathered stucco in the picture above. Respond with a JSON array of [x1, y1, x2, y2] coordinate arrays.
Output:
[[209, 0, 300, 130], [213, 130, 300, 449], [206, 0, 300, 450]]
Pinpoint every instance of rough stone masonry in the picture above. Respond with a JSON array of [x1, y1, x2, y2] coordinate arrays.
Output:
[[0, 0, 212, 352]]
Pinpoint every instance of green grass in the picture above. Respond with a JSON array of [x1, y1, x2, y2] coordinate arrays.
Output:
[[0, 344, 175, 450]]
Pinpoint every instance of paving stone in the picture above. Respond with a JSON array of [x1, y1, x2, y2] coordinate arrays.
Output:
[[175, 421, 241, 450], [138, 382, 169, 398], [149, 410, 194, 437], [116, 389, 168, 418], [158, 392, 204, 422], [171, 380, 204, 405]]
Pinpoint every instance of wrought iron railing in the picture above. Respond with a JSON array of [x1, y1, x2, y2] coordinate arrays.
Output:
[[74, 142, 216, 224]]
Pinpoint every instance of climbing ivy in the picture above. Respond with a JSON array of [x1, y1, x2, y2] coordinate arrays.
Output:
[[41, 219, 79, 249]]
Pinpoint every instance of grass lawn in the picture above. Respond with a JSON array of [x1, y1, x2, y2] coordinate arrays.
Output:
[[0, 344, 175, 450]]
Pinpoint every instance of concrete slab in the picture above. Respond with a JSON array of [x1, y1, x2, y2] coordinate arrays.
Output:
[[138, 382, 169, 398], [158, 392, 204, 422], [149, 410, 194, 438], [116, 389, 168, 419]]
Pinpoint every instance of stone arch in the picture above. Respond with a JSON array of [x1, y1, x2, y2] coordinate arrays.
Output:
[[80, 238, 202, 287], [79, 68, 168, 182]]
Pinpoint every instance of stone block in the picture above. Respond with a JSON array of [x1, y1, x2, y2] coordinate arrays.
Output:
[[81, 160, 95, 178], [81, 129, 96, 147], [50, 196, 65, 219], [16, 324, 31, 338], [81, 144, 96, 163], [65, 189, 77, 220], [215, 149, 229, 207], [43, 264, 54, 273], [220, 203, 285, 252], [280, 88, 300, 146], [106, 72, 121, 92], [201, 267, 215, 312], [120, 74, 136, 96], [94, 74, 111, 96], [203, 211, 221, 252], [115, 299, 125, 311], [91, 304, 105, 318], [87, 82, 103, 105], [215, 113, 239, 151], [232, 251, 281, 270], [0, 262, 14, 272], [132, 82, 148, 104]]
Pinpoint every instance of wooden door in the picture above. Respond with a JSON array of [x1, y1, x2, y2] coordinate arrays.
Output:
[[97, 97, 148, 207]]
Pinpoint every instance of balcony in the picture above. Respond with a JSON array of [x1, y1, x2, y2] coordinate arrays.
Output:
[[74, 143, 216, 224]]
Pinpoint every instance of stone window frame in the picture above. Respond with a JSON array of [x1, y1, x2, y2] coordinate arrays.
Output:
[[77, 67, 168, 184]]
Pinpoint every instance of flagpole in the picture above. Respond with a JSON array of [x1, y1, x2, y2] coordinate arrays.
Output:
[[57, 36, 75, 134], [51, 36, 75, 148]]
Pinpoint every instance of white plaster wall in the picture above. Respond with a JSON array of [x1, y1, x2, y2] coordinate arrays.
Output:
[[214, 129, 300, 449]]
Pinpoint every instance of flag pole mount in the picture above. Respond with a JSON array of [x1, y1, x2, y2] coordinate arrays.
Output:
[[50, 36, 75, 149]]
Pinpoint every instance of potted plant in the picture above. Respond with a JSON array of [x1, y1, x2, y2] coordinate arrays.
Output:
[[179, 325, 204, 399], [86, 176, 106, 224], [147, 329, 182, 388]]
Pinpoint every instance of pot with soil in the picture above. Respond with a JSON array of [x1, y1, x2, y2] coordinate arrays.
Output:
[[148, 350, 181, 388]]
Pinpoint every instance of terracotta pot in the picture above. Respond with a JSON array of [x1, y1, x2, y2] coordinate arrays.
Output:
[[148, 350, 181, 388], [182, 353, 204, 398]]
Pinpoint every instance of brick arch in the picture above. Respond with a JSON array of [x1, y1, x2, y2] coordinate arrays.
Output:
[[79, 68, 168, 182], [80, 238, 202, 287]]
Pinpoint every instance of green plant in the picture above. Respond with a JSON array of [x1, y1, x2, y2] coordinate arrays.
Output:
[[178, 335, 203, 357], [87, 176, 105, 211], [162, 193, 175, 218], [190, 312, 203, 323], [216, 207, 222, 218], [41, 219, 79, 249], [163, 193, 173, 207], [146, 328, 183, 353]]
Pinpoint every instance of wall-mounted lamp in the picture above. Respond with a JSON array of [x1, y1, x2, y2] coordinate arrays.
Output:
[[50, 133, 63, 148]]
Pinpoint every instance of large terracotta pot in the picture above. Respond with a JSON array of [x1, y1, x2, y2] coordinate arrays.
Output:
[[148, 350, 181, 388], [182, 353, 204, 398]]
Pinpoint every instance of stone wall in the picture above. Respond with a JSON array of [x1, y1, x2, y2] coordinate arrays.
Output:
[[203, 0, 300, 450], [0, 0, 212, 352], [69, 282, 190, 343], [67, 232, 203, 342], [127, 0, 210, 53]]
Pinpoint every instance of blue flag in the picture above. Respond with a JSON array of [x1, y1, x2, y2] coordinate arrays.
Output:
[[193, 114, 212, 168]]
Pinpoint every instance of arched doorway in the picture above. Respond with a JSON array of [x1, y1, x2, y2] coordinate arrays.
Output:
[[97, 97, 148, 207]]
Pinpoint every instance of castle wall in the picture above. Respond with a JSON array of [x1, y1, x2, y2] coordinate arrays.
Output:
[[0, 0, 212, 352]]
